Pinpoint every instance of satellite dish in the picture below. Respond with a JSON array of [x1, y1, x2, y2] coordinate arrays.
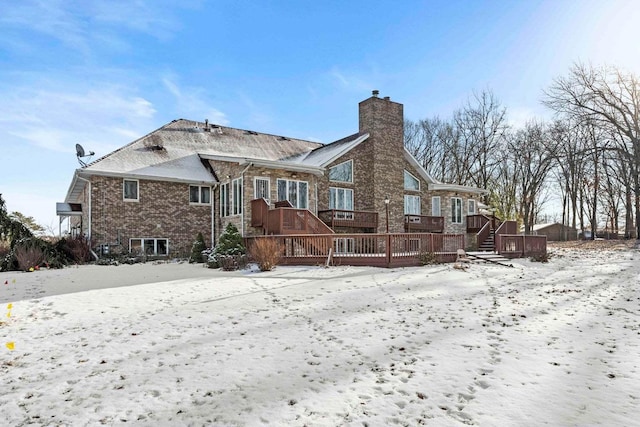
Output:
[[76, 143, 95, 167]]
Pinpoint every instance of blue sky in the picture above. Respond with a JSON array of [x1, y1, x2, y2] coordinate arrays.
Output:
[[2, 0, 640, 230]]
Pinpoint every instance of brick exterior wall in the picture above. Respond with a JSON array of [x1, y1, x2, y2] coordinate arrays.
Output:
[[78, 94, 486, 255], [359, 95, 405, 233], [87, 176, 212, 256], [210, 160, 319, 240]]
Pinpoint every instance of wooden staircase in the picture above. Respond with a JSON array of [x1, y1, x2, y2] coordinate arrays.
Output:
[[478, 229, 495, 251]]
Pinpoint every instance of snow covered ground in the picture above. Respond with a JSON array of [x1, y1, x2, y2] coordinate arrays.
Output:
[[1, 243, 639, 426]]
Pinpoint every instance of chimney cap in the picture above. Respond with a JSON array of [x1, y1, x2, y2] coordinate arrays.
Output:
[[383, 96, 390, 101], [372, 90, 379, 97]]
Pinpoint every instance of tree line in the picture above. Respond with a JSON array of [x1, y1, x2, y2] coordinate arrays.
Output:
[[404, 63, 640, 239]]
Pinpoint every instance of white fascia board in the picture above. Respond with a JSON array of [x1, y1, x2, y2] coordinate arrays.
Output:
[[317, 133, 369, 167], [77, 169, 218, 185], [200, 154, 325, 176], [403, 149, 439, 184], [64, 171, 86, 203], [429, 183, 489, 195]]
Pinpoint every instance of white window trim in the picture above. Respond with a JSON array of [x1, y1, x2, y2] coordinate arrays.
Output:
[[329, 187, 354, 210], [334, 237, 355, 254], [220, 183, 230, 217], [468, 199, 476, 215], [403, 170, 420, 191], [129, 238, 169, 256], [232, 177, 243, 216], [328, 159, 354, 183], [404, 194, 421, 215], [254, 177, 271, 203], [451, 197, 463, 224], [432, 196, 441, 216], [123, 179, 139, 202], [277, 178, 309, 209], [189, 185, 211, 205]]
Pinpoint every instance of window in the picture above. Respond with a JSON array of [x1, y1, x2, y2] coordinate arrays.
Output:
[[189, 185, 211, 204], [129, 238, 168, 256], [328, 160, 353, 183], [254, 177, 270, 203], [123, 179, 139, 201], [404, 195, 421, 215], [404, 170, 420, 191], [329, 187, 354, 210], [220, 183, 230, 217], [432, 196, 441, 216], [468, 199, 476, 215], [451, 197, 463, 224], [277, 179, 308, 209], [334, 237, 355, 254], [232, 178, 243, 215]]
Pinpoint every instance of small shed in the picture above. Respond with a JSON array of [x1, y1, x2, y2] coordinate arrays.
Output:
[[530, 223, 578, 241]]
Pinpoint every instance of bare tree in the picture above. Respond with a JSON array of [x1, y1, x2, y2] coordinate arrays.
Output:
[[460, 90, 508, 200], [508, 121, 559, 234], [544, 63, 640, 238]]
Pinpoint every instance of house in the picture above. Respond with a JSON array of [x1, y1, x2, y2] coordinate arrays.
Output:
[[58, 92, 488, 258], [529, 223, 578, 241]]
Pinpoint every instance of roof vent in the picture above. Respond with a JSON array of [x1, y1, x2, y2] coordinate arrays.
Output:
[[204, 119, 210, 132], [372, 90, 379, 97], [384, 96, 390, 101]]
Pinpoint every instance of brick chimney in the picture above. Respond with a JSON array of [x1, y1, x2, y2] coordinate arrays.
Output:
[[358, 91, 405, 233]]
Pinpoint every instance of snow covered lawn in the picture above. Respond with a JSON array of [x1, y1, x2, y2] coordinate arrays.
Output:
[[1, 243, 639, 426]]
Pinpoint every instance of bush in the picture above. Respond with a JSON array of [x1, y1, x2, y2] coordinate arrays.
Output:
[[250, 238, 283, 271], [209, 224, 246, 270], [62, 236, 93, 264], [190, 232, 207, 263], [530, 252, 550, 263], [419, 251, 439, 265], [14, 244, 46, 271]]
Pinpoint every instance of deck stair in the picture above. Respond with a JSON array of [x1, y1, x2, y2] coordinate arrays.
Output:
[[478, 229, 495, 251], [466, 251, 513, 267]]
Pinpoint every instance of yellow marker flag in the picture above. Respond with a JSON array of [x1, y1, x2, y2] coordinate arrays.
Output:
[[6, 342, 15, 351], [7, 303, 12, 310], [6, 312, 10, 318]]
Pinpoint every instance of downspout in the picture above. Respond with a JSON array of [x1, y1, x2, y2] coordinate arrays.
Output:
[[240, 163, 253, 237], [77, 174, 98, 260], [77, 175, 91, 241]]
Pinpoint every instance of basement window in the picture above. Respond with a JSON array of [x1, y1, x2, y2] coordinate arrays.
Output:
[[130, 238, 168, 256]]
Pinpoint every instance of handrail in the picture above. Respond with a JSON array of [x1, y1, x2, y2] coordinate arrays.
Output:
[[476, 221, 492, 250]]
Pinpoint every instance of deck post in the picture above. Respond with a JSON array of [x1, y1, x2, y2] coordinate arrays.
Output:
[[386, 234, 392, 267]]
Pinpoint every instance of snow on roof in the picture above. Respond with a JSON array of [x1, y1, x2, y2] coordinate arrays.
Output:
[[299, 133, 368, 167], [82, 119, 323, 180]]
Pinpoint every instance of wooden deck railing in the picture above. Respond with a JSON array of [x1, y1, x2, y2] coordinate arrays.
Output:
[[495, 220, 518, 236], [246, 233, 465, 268], [495, 234, 547, 258], [250, 198, 270, 227], [404, 215, 444, 233], [476, 221, 492, 250], [317, 209, 378, 230], [266, 208, 334, 235], [467, 214, 490, 233]]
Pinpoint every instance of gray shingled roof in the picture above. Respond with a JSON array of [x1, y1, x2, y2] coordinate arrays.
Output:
[[82, 119, 324, 180]]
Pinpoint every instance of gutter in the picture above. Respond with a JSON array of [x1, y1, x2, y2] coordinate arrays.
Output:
[[199, 154, 325, 176]]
